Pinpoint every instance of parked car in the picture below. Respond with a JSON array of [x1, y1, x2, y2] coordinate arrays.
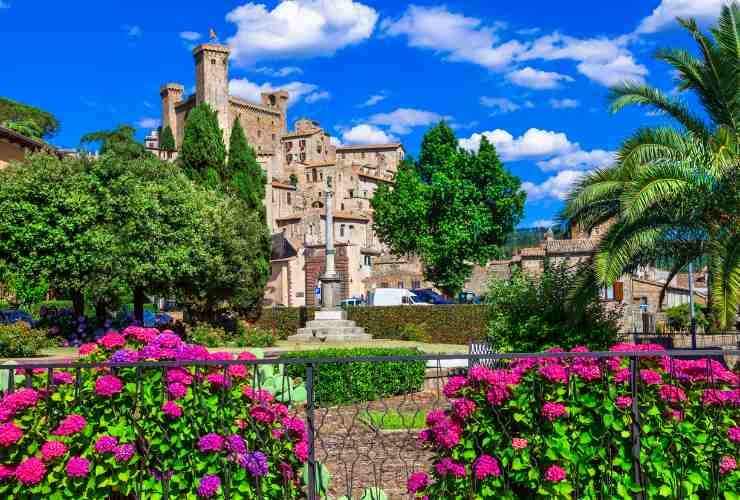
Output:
[[368, 288, 428, 306], [339, 297, 366, 307], [411, 288, 454, 305], [457, 290, 483, 304]]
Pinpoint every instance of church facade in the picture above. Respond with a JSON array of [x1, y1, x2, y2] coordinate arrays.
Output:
[[147, 40, 429, 306]]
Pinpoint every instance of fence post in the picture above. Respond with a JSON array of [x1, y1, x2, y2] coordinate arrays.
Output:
[[305, 363, 317, 500], [629, 356, 643, 499]]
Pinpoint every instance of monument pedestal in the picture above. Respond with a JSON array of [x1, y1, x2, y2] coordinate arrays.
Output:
[[288, 308, 371, 342]]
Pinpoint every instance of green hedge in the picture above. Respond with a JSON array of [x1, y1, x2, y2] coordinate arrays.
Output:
[[256, 304, 488, 345], [279, 347, 426, 405], [0, 322, 52, 357]]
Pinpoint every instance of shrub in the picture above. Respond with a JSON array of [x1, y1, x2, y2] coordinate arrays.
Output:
[[185, 322, 227, 347], [663, 303, 710, 332], [256, 305, 488, 345], [231, 324, 275, 348], [486, 262, 620, 352], [0, 326, 307, 498], [408, 344, 740, 498], [0, 322, 51, 357], [280, 348, 426, 405]]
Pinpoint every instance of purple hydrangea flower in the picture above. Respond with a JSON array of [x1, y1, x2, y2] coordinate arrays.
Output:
[[242, 451, 268, 477], [197, 475, 221, 497]]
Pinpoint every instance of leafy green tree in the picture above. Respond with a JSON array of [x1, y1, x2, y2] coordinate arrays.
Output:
[[0, 153, 113, 316], [179, 102, 226, 188], [227, 117, 266, 212], [80, 124, 149, 160], [159, 125, 176, 152], [0, 97, 60, 139], [562, 3, 740, 328], [372, 123, 525, 295], [487, 261, 620, 353]]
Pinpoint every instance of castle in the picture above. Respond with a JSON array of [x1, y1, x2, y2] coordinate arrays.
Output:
[[146, 41, 428, 306]]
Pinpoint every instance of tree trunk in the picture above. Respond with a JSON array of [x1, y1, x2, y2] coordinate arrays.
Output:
[[95, 302, 107, 328], [134, 287, 146, 324], [71, 290, 84, 318]]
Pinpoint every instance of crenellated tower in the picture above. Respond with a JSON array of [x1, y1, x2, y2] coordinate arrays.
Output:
[[193, 43, 231, 144]]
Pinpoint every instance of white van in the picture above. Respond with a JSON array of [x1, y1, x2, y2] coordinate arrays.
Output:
[[368, 288, 428, 306]]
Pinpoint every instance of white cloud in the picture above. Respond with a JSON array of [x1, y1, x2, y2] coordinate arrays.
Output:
[[522, 170, 585, 200], [381, 5, 525, 70], [179, 31, 201, 41], [341, 124, 398, 144], [549, 98, 580, 109], [450, 120, 480, 130], [577, 54, 648, 87], [226, 0, 378, 66], [362, 94, 387, 107], [536, 149, 615, 171], [520, 33, 648, 87], [305, 90, 331, 103], [329, 136, 342, 147], [506, 67, 574, 89], [368, 108, 450, 134], [138, 117, 161, 129], [123, 25, 142, 38], [516, 27, 541, 36], [480, 97, 521, 114], [255, 66, 303, 77], [531, 219, 554, 228], [229, 77, 326, 106], [459, 128, 576, 160], [637, 0, 725, 34]]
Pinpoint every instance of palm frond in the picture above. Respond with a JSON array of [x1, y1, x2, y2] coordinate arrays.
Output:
[[709, 233, 740, 329]]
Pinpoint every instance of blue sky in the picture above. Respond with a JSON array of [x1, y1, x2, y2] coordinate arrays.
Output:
[[0, 0, 724, 227]]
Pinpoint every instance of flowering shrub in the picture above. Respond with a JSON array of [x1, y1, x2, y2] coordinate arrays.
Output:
[[409, 344, 740, 498], [0, 326, 307, 498]]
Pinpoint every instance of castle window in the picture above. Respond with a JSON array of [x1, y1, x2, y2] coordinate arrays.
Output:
[[272, 133, 276, 140], [287, 154, 293, 163], [364, 255, 372, 266], [320, 172, 323, 181], [299, 140, 306, 150], [300, 152, 306, 162], [287, 193, 291, 205], [348, 189, 354, 198], [317, 143, 322, 154], [211, 59, 216, 65], [361, 152, 365, 159], [340, 224, 345, 237], [257, 130, 261, 138], [306, 174, 310, 183]]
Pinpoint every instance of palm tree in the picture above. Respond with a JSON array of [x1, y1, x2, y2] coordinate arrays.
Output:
[[562, 3, 740, 329]]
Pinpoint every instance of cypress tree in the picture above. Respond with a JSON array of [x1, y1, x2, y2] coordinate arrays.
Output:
[[159, 125, 176, 152], [179, 103, 226, 186], [227, 117, 266, 214]]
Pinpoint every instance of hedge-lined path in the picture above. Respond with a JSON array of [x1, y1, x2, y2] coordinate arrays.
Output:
[[315, 371, 454, 499]]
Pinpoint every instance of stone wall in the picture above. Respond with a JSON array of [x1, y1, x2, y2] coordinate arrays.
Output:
[[304, 245, 350, 306]]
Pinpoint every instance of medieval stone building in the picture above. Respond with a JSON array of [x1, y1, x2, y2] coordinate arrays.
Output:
[[147, 40, 428, 306]]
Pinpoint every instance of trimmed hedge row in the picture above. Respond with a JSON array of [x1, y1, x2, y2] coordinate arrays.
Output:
[[279, 347, 426, 405], [256, 304, 488, 345]]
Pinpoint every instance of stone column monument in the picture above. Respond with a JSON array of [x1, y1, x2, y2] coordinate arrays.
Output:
[[289, 176, 370, 342]]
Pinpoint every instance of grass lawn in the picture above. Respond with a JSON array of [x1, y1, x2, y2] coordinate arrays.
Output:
[[360, 410, 428, 431]]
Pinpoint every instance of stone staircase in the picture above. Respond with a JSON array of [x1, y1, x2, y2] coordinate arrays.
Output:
[[287, 309, 371, 342]]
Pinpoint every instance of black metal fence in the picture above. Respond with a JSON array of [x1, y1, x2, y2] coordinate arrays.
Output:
[[1, 349, 739, 499]]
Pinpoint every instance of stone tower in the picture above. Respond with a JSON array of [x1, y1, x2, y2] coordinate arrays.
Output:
[[160, 83, 184, 147], [193, 43, 231, 144], [261, 90, 289, 132]]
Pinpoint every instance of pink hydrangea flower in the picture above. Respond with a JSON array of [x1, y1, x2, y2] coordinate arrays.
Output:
[[162, 400, 183, 419], [206, 373, 231, 388], [153, 332, 182, 349], [114, 444, 135, 462], [435, 457, 466, 478], [544, 465, 566, 481], [225, 434, 246, 454], [66, 457, 90, 478], [443, 376, 467, 398], [250, 405, 275, 424], [728, 427, 740, 442], [615, 396, 632, 409], [0, 388, 39, 421], [40, 441, 67, 461], [98, 332, 126, 350], [197, 474, 221, 497], [572, 364, 601, 381], [473, 455, 500, 479], [669, 410, 684, 421], [539, 365, 568, 384], [52, 414, 86, 436], [720, 456, 737, 475], [613, 368, 630, 384], [166, 368, 193, 386], [94, 435, 118, 454], [487, 386, 511, 406], [453, 399, 476, 419], [78, 343, 98, 356], [703, 389, 740, 406], [659, 385, 686, 403], [639, 369, 662, 386], [295, 440, 308, 463], [95, 375, 123, 397], [168, 382, 188, 400], [228, 365, 247, 378], [0, 464, 14, 481], [0, 422, 23, 447], [512, 438, 528, 449], [238, 351, 257, 361], [542, 403, 568, 422], [282, 417, 306, 440], [15, 457, 46, 485], [198, 433, 224, 453], [469, 366, 494, 383], [407, 472, 429, 493], [53, 372, 74, 384]]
